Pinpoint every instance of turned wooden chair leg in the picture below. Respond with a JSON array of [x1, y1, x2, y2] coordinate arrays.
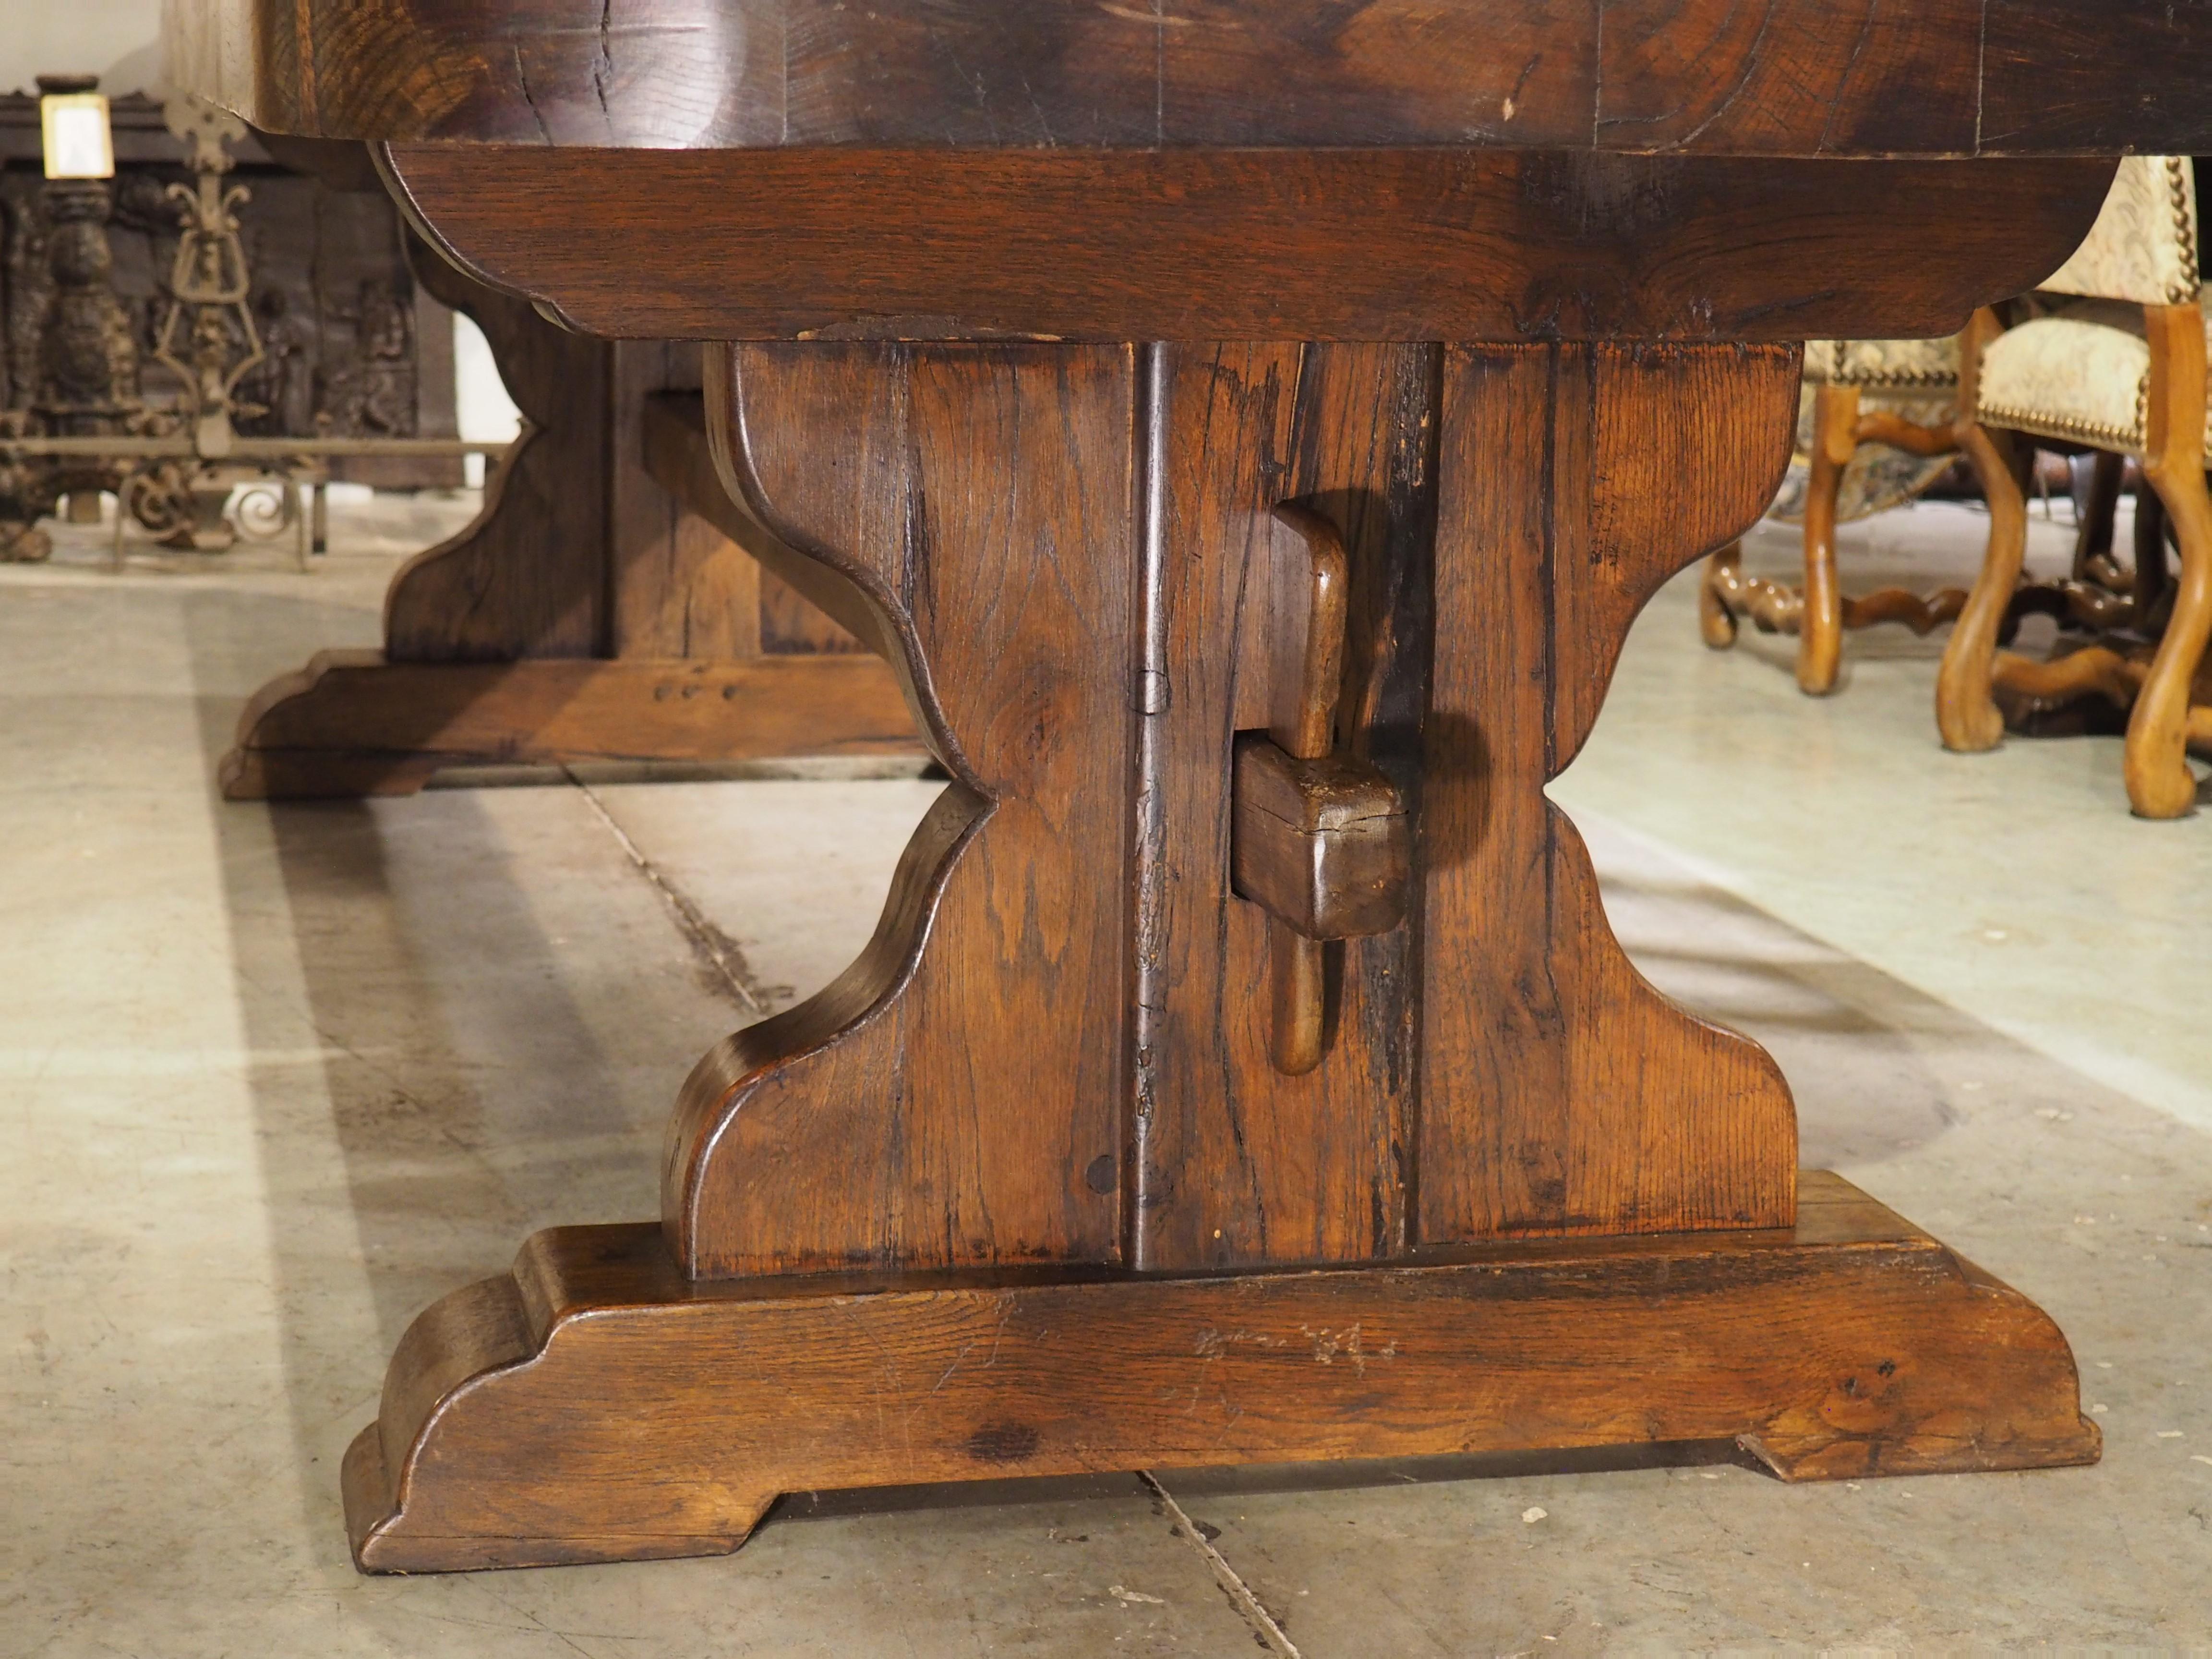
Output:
[[2125, 304, 2212, 819], [1797, 382, 1858, 695], [1936, 420, 2027, 752], [1699, 540, 1743, 648]]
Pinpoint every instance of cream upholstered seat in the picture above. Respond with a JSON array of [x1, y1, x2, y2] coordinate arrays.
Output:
[[1701, 328, 1972, 695], [1939, 156, 2212, 818], [1979, 315, 2179, 450], [1976, 309, 2212, 454], [1781, 337, 1960, 522], [1975, 160, 2200, 455]]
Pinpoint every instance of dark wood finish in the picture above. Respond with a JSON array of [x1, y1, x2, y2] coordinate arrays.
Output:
[[177, 0, 2212, 158], [1262, 504, 1351, 760], [384, 237, 608, 662], [613, 344, 864, 659], [1420, 341, 1800, 1243], [168, 0, 2212, 1577], [663, 345, 1136, 1281], [342, 1172, 2096, 1573], [1230, 738, 1408, 944], [1251, 500, 1356, 1075], [223, 233, 919, 799], [657, 339, 1794, 1284], [639, 390, 899, 665], [379, 148, 2117, 345], [1135, 342, 1436, 1270], [218, 650, 919, 798]]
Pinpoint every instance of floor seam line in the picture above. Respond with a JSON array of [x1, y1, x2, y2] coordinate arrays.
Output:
[[1139, 1469, 1304, 1657], [562, 767, 779, 1017]]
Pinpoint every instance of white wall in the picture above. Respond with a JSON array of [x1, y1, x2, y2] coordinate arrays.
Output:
[[0, 0, 165, 98]]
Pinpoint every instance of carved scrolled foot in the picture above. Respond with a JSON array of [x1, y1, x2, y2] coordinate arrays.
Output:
[[1937, 422, 2026, 752], [345, 1175, 2096, 1572], [2124, 303, 2212, 819], [342, 1237, 778, 1573]]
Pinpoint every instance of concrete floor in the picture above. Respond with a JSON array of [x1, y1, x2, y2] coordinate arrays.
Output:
[[4, 492, 2210, 1654]]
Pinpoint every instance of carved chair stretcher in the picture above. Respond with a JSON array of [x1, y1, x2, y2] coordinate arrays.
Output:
[[1698, 330, 1976, 696], [167, 0, 2212, 1573]]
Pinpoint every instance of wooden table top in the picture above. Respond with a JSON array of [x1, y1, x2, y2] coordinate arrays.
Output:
[[176, 1, 2212, 157], [167, 5, 2212, 343]]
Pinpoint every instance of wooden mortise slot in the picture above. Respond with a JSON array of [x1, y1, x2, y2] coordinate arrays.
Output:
[[1234, 503, 1411, 1075]]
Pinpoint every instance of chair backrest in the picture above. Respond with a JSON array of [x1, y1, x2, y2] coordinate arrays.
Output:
[[2041, 156, 2200, 307]]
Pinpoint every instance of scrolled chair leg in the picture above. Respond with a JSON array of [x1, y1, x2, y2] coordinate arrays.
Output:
[[1796, 381, 1858, 696], [2127, 312, 2212, 817], [1936, 420, 2027, 752]]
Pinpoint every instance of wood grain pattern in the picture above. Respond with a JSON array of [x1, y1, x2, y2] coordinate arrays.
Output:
[[175, 0, 2212, 157], [1133, 343, 1435, 1271], [609, 340, 758, 661], [662, 344, 1136, 1279], [341, 1172, 2097, 1573], [1229, 738, 1408, 942], [1982, 1, 2212, 155], [217, 651, 920, 799], [639, 390, 897, 664], [229, 270, 896, 798], [612, 344, 867, 659], [385, 235, 609, 662], [1417, 342, 1801, 1243], [378, 147, 2117, 345], [163, 0, 2182, 1578], [1257, 501, 1353, 1077]]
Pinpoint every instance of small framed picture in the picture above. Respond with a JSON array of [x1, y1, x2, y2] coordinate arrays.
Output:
[[41, 93, 115, 181]]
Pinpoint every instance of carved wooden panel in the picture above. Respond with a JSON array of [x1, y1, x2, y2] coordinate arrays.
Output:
[[1415, 342, 1802, 1242], [664, 344, 1136, 1279], [0, 92, 458, 487]]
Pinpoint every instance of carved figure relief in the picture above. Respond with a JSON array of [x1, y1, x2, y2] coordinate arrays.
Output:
[[0, 87, 461, 558]]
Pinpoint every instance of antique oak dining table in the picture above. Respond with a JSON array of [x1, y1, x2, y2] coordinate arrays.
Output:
[[172, 2, 2212, 1574]]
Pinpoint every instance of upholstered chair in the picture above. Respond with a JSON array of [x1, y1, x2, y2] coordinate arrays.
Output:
[[1700, 325, 1984, 695], [1939, 156, 2210, 818]]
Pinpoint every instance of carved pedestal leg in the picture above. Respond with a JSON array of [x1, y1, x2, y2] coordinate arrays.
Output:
[[221, 240, 919, 800], [341, 340, 2095, 1574]]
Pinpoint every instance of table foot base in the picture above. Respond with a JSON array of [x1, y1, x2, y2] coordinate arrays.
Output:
[[219, 649, 922, 799], [343, 1173, 2095, 1574]]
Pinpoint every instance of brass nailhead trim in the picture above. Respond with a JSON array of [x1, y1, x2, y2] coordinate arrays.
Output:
[[1978, 401, 2146, 455], [2164, 155, 2200, 306]]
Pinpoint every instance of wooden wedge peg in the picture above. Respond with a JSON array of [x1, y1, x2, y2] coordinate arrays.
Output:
[[1236, 503, 1408, 1075], [1231, 737, 1409, 943]]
